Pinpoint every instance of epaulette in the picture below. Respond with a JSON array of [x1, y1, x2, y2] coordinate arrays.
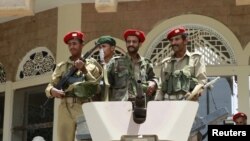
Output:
[[154, 57, 171, 67], [161, 57, 171, 63], [113, 55, 125, 60], [191, 51, 202, 56], [109, 55, 126, 63], [190, 52, 202, 59]]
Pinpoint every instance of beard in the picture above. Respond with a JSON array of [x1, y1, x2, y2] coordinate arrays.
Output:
[[127, 46, 139, 53]]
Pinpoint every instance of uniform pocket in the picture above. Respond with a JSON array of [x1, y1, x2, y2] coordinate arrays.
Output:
[[172, 70, 182, 92], [114, 70, 129, 89]]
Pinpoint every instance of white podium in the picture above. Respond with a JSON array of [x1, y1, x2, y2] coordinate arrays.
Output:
[[82, 101, 199, 141]]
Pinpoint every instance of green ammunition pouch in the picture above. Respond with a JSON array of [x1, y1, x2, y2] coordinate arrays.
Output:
[[72, 81, 99, 98], [167, 69, 198, 94], [63, 75, 85, 90], [65, 58, 103, 99], [73, 58, 103, 98], [164, 57, 198, 95]]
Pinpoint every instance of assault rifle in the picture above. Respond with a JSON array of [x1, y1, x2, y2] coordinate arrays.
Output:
[[185, 77, 220, 100], [55, 43, 100, 90]]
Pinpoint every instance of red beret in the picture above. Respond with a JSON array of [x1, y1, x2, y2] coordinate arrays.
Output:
[[63, 31, 85, 44], [233, 112, 247, 121], [167, 26, 187, 40], [123, 29, 145, 43]]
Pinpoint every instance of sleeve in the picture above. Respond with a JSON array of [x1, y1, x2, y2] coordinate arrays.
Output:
[[146, 61, 159, 87], [45, 63, 64, 98], [194, 54, 207, 85], [106, 58, 115, 86]]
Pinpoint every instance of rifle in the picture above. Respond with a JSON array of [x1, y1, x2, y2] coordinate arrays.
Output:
[[55, 43, 100, 90], [133, 80, 147, 124], [185, 77, 220, 100]]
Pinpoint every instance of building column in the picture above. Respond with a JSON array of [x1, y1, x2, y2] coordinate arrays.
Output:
[[2, 81, 14, 141], [237, 68, 250, 124], [54, 4, 82, 141]]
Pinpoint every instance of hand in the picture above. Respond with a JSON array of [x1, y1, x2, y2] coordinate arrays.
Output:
[[50, 87, 65, 98], [146, 81, 157, 96], [74, 59, 88, 74], [184, 92, 201, 101]]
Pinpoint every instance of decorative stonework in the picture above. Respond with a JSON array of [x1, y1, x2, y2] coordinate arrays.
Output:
[[16, 47, 56, 80], [0, 63, 6, 83], [147, 24, 236, 66]]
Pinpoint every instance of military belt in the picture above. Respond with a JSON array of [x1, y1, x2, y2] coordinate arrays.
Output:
[[164, 93, 185, 100], [62, 97, 90, 104], [65, 91, 76, 97]]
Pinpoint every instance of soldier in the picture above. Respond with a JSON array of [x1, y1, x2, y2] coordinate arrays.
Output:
[[97, 35, 116, 65], [107, 29, 158, 103], [95, 35, 117, 101], [233, 112, 247, 125], [45, 31, 102, 141], [159, 26, 207, 141]]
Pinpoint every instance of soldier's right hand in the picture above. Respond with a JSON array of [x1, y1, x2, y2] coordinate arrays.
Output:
[[50, 88, 65, 98]]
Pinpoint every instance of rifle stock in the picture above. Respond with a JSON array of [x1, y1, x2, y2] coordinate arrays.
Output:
[[186, 77, 220, 100]]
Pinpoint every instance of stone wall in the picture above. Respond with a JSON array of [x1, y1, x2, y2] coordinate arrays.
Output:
[[82, 0, 250, 48], [0, 8, 57, 81]]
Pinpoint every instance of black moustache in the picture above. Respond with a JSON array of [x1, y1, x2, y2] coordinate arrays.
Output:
[[171, 45, 179, 48]]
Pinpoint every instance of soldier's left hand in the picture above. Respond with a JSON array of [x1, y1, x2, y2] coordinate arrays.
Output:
[[184, 92, 201, 101], [75, 59, 88, 74], [146, 81, 157, 96]]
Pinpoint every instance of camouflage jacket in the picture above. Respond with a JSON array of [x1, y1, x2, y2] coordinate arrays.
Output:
[[160, 51, 207, 95], [107, 54, 158, 101]]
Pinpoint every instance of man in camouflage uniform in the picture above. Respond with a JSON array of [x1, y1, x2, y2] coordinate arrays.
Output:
[[45, 31, 102, 141], [107, 29, 158, 103], [160, 26, 207, 141], [97, 35, 116, 65], [96, 35, 117, 101]]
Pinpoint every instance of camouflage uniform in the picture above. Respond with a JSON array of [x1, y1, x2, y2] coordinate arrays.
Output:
[[107, 54, 158, 101], [160, 50, 206, 100], [160, 50, 206, 141], [45, 58, 102, 141], [96, 35, 117, 101]]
